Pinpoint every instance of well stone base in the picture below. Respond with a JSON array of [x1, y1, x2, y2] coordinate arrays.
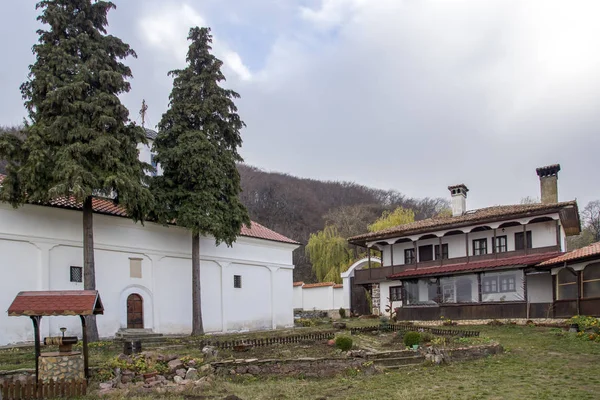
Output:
[[39, 352, 84, 382]]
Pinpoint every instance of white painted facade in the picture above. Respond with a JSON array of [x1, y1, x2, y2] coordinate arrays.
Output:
[[0, 203, 297, 346]]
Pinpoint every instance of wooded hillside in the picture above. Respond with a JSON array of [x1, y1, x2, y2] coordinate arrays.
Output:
[[237, 164, 449, 282]]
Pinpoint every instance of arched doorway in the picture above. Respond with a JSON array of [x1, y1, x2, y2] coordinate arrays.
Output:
[[126, 294, 144, 329]]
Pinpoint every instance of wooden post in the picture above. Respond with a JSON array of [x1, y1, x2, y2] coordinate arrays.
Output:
[[477, 273, 482, 303], [523, 270, 529, 319], [80, 315, 89, 380], [523, 224, 528, 255], [368, 247, 372, 279], [390, 243, 394, 267], [576, 270, 581, 315], [413, 240, 418, 269], [438, 237, 443, 266], [465, 232, 470, 263], [493, 228, 497, 258], [555, 220, 561, 250], [31, 316, 41, 383]]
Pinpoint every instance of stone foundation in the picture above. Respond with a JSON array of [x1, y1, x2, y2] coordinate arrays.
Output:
[[424, 343, 504, 364], [39, 352, 84, 382], [371, 284, 380, 315], [211, 357, 377, 378], [401, 318, 568, 326]]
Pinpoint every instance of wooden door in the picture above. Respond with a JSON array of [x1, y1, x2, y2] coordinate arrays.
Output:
[[350, 277, 370, 315], [127, 294, 144, 329]]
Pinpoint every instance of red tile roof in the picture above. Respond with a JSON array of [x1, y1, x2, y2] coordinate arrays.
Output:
[[302, 282, 336, 289], [333, 284, 343, 288], [7, 290, 104, 317], [349, 201, 579, 245], [293, 281, 305, 287], [0, 175, 298, 245], [387, 252, 563, 279], [538, 242, 600, 266]]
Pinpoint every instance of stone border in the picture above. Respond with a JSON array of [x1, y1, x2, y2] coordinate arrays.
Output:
[[423, 343, 503, 364]]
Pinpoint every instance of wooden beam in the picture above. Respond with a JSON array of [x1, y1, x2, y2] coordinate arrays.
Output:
[[576, 270, 581, 315], [523, 224, 528, 255], [523, 269, 529, 319], [414, 240, 418, 269], [465, 232, 470, 263], [438, 236, 443, 266], [555, 220, 561, 250], [477, 273, 482, 303], [493, 228, 497, 259], [80, 315, 89, 380], [390, 243, 394, 267], [31, 316, 41, 383]]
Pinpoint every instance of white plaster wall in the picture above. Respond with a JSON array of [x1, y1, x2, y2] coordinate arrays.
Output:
[[390, 242, 413, 265], [0, 203, 296, 345], [293, 286, 303, 309], [137, 141, 163, 176], [378, 280, 402, 315], [333, 288, 344, 310], [527, 273, 553, 303], [302, 287, 333, 310]]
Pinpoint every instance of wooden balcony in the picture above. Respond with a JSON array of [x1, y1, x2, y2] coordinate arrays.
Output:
[[353, 245, 560, 284]]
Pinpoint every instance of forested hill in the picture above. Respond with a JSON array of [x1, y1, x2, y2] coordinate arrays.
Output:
[[237, 164, 449, 282]]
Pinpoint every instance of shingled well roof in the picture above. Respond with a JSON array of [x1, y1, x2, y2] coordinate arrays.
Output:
[[8, 290, 104, 317], [349, 201, 579, 245]]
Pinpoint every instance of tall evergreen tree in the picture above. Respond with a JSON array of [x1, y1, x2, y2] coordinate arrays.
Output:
[[152, 27, 250, 336], [0, 0, 153, 341]]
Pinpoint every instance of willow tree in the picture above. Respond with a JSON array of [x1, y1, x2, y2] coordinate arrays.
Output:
[[151, 27, 250, 336], [0, 0, 153, 341], [306, 226, 354, 283], [368, 207, 415, 232]]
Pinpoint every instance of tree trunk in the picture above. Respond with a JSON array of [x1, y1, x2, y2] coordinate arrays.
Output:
[[191, 231, 204, 335], [83, 196, 99, 342]]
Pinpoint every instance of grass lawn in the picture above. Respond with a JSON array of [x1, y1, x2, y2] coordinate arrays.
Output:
[[2, 324, 600, 399]]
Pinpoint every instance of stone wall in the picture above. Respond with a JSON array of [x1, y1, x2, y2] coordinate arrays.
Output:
[[211, 357, 377, 378], [371, 284, 380, 315], [401, 318, 568, 326], [39, 353, 84, 382], [424, 344, 503, 365]]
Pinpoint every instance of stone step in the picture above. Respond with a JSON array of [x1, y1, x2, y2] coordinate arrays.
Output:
[[372, 356, 424, 367]]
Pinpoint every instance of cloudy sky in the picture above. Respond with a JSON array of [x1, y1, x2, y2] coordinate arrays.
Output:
[[1, 0, 599, 210]]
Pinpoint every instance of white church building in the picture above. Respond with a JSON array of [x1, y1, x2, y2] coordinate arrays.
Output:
[[0, 129, 299, 346]]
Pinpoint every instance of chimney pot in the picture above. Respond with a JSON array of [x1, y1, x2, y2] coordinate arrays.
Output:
[[448, 184, 468, 217], [536, 164, 560, 204]]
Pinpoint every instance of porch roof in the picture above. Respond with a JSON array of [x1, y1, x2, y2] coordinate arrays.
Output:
[[387, 252, 563, 279], [537, 241, 600, 267], [7, 290, 104, 317]]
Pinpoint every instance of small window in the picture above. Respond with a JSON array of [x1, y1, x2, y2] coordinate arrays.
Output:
[[499, 275, 516, 292], [234, 275, 242, 288], [473, 239, 487, 255], [150, 154, 157, 177], [70, 266, 83, 283], [515, 231, 532, 250], [418, 245, 434, 262], [404, 248, 415, 264], [442, 283, 455, 303], [494, 236, 507, 253], [482, 276, 498, 293], [434, 244, 449, 260], [389, 286, 402, 302]]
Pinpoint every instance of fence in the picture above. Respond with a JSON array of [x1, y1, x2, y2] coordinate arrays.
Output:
[[197, 331, 336, 349], [0, 377, 87, 399], [349, 324, 480, 337]]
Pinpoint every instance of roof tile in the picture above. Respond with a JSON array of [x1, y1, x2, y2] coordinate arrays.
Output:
[[302, 282, 336, 289], [7, 290, 104, 317], [387, 252, 563, 279], [538, 242, 600, 266]]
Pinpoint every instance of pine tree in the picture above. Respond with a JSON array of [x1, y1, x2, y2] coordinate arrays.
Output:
[[1, 0, 153, 341], [152, 27, 250, 336]]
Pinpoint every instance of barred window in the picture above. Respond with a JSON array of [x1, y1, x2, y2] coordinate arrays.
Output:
[[70, 266, 83, 283], [389, 286, 402, 302], [234, 275, 242, 288]]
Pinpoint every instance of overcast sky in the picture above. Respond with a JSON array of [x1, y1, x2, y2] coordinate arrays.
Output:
[[1, 0, 599, 210]]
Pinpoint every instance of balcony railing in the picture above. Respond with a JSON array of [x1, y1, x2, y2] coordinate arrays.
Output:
[[353, 245, 560, 284]]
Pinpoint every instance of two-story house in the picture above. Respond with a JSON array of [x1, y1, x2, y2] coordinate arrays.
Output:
[[347, 164, 589, 320]]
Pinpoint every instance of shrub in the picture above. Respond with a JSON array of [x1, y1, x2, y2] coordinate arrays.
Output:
[[487, 319, 504, 326], [339, 308, 346, 319], [569, 315, 600, 331], [403, 331, 421, 347], [420, 332, 435, 343], [335, 335, 353, 351], [296, 318, 316, 327]]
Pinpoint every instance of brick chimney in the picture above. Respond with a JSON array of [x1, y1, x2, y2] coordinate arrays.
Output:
[[448, 184, 469, 217], [536, 164, 560, 204]]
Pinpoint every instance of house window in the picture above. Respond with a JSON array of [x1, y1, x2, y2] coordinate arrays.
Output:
[[70, 266, 82, 283], [404, 248, 415, 264], [233, 275, 242, 288], [583, 263, 600, 298], [557, 268, 577, 300], [435, 244, 449, 260], [494, 236, 507, 253], [473, 239, 487, 255], [419, 245, 434, 262], [403, 280, 419, 304], [442, 283, 455, 303], [389, 286, 402, 302], [482, 276, 498, 293], [130, 258, 142, 278], [499, 275, 516, 292], [515, 231, 532, 250]]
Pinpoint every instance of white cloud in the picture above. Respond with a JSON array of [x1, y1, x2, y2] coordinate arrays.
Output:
[[137, 3, 252, 81], [299, 0, 368, 30]]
